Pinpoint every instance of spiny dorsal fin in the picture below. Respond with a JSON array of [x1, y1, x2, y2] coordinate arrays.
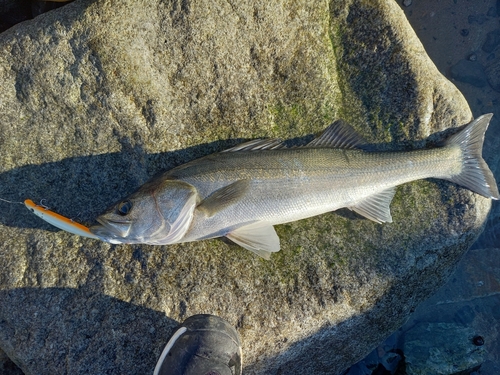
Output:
[[222, 138, 286, 152], [348, 187, 396, 223], [197, 180, 250, 217], [222, 119, 365, 153], [307, 120, 366, 149], [226, 221, 280, 259]]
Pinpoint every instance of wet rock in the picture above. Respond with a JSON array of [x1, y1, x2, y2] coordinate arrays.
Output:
[[487, 7, 497, 17], [352, 247, 500, 375], [449, 60, 488, 87], [0, 0, 489, 374], [468, 14, 487, 25], [348, 347, 403, 375], [482, 29, 500, 53], [404, 322, 486, 375], [485, 59, 500, 92]]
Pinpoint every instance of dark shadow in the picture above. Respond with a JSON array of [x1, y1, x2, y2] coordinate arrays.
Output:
[[0, 287, 178, 374], [0, 139, 243, 230], [0, 0, 82, 34], [0, 279, 438, 375]]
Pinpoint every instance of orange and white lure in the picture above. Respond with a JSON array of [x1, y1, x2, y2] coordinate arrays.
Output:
[[24, 199, 99, 239]]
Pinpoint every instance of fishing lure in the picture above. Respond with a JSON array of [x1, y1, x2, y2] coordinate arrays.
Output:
[[24, 199, 99, 239]]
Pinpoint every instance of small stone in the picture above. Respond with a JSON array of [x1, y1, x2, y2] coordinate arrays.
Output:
[[402, 0, 412, 6], [468, 14, 487, 25], [380, 351, 403, 373], [468, 53, 477, 61], [467, 14, 488, 25], [461, 29, 470, 37], [473, 336, 485, 346], [485, 59, 500, 91], [449, 60, 488, 87], [482, 29, 500, 52]]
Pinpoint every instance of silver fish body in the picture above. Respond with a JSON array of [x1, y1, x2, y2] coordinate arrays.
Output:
[[90, 115, 499, 259]]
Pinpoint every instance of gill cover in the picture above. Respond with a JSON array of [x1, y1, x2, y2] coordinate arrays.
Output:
[[91, 179, 199, 245], [152, 179, 199, 244]]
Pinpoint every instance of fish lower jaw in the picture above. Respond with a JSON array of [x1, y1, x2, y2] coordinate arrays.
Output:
[[89, 224, 126, 243]]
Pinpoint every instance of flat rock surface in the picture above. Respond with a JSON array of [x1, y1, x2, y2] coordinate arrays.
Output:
[[0, 0, 492, 374]]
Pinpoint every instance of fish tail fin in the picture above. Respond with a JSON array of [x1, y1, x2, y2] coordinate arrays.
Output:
[[444, 113, 499, 199]]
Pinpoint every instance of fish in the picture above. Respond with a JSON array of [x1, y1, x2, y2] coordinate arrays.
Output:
[[24, 199, 99, 239], [90, 114, 499, 259]]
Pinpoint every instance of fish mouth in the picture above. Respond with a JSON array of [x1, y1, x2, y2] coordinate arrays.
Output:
[[89, 218, 133, 243]]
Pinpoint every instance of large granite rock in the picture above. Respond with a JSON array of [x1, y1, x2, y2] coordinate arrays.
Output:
[[0, 0, 492, 374]]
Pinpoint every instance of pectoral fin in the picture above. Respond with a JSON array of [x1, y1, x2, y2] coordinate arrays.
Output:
[[349, 188, 396, 223], [197, 180, 250, 217], [226, 222, 280, 259]]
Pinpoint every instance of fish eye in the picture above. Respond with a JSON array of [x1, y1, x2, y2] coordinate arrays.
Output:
[[117, 200, 132, 216]]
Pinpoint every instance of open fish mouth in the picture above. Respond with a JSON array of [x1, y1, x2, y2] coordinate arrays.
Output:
[[89, 219, 133, 243]]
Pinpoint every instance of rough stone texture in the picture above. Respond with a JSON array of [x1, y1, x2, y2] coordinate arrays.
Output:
[[0, 0, 492, 374], [404, 322, 485, 375]]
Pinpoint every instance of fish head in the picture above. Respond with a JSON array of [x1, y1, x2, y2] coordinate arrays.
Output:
[[90, 179, 198, 245]]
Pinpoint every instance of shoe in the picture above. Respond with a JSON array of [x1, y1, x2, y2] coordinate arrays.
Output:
[[153, 314, 242, 375]]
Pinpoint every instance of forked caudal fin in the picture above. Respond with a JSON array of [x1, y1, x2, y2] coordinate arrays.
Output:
[[444, 113, 499, 199]]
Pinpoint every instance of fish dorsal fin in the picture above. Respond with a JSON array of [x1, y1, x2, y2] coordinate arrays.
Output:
[[226, 221, 280, 259], [222, 138, 286, 152], [223, 120, 364, 152], [307, 120, 366, 149], [197, 180, 250, 217], [349, 187, 396, 223]]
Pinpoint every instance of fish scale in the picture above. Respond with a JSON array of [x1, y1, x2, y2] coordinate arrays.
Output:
[[178, 146, 462, 242]]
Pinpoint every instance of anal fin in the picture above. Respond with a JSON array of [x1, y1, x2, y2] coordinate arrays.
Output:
[[226, 222, 280, 259], [349, 187, 396, 223]]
